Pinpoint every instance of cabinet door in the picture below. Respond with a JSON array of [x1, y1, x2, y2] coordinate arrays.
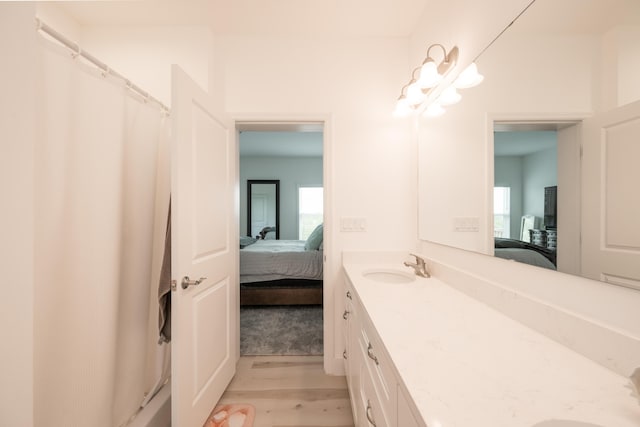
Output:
[[397, 386, 421, 427], [344, 281, 361, 425], [358, 349, 389, 427], [358, 311, 396, 425]]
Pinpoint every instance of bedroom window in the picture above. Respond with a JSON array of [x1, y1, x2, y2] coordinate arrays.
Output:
[[494, 187, 510, 238], [299, 186, 323, 240]]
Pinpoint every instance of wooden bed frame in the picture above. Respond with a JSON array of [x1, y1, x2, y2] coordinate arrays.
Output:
[[240, 279, 323, 306]]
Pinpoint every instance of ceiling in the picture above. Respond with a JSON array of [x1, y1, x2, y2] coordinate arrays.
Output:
[[57, 0, 429, 37], [511, 0, 640, 35], [56, 0, 640, 38], [494, 131, 557, 157], [239, 131, 323, 157]]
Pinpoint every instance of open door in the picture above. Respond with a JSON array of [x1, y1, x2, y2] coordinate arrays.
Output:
[[581, 100, 640, 290], [171, 65, 237, 426]]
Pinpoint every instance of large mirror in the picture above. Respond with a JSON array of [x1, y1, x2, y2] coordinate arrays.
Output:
[[247, 180, 280, 239], [418, 0, 640, 288]]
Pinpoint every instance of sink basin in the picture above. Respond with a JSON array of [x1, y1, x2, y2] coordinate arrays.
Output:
[[362, 269, 416, 283]]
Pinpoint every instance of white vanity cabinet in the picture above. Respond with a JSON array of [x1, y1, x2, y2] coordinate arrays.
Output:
[[343, 281, 362, 425], [343, 277, 424, 427]]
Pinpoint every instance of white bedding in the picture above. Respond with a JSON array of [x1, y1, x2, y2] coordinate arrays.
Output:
[[494, 248, 556, 270], [239, 240, 323, 284]]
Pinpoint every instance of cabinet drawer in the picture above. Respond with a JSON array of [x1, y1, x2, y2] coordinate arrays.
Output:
[[358, 342, 389, 427], [358, 311, 397, 424], [397, 385, 422, 427]]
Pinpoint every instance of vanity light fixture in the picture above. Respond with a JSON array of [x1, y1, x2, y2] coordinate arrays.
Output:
[[423, 102, 446, 117], [438, 86, 462, 106], [453, 62, 484, 88], [393, 43, 484, 118], [393, 86, 414, 117]]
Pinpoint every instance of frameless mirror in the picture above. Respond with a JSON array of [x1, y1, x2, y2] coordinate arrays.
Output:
[[418, 0, 640, 289], [247, 180, 279, 239]]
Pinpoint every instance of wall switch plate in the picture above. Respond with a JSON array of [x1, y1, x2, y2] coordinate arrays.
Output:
[[341, 217, 367, 232], [453, 217, 480, 232]]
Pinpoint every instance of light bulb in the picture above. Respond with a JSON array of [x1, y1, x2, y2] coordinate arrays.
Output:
[[393, 97, 413, 117], [418, 59, 442, 88], [406, 81, 425, 106], [454, 62, 484, 88], [438, 86, 461, 106], [423, 102, 445, 118]]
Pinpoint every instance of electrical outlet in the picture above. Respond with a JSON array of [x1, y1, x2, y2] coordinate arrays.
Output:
[[453, 217, 479, 232], [341, 217, 367, 232]]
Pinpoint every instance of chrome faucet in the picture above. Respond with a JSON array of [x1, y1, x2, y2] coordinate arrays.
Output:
[[404, 253, 430, 278]]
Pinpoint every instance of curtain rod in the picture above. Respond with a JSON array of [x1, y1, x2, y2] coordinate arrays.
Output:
[[35, 18, 170, 115]]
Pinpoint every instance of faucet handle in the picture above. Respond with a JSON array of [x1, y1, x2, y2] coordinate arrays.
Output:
[[406, 253, 430, 278], [408, 253, 425, 264]]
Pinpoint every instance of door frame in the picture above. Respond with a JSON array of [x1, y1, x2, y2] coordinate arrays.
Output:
[[233, 114, 337, 373], [247, 179, 280, 239], [485, 112, 586, 260]]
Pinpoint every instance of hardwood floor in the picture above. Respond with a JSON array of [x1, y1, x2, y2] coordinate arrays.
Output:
[[213, 355, 354, 427]]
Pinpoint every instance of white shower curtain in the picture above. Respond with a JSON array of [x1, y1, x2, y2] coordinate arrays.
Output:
[[34, 37, 170, 427]]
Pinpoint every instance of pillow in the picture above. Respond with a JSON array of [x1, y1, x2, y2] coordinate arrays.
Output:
[[240, 236, 257, 249], [304, 223, 323, 251]]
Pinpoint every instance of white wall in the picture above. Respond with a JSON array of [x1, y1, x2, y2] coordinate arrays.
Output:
[[522, 147, 557, 222], [494, 156, 523, 238], [220, 34, 416, 372], [602, 26, 640, 110], [78, 26, 212, 107], [418, 31, 596, 252], [495, 146, 558, 239], [240, 156, 323, 240], [36, 3, 213, 108], [39, 20, 417, 374], [409, 0, 532, 83], [412, 1, 640, 375], [0, 4, 37, 426]]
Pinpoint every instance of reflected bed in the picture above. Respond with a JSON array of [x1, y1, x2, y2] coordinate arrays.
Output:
[[494, 238, 556, 270]]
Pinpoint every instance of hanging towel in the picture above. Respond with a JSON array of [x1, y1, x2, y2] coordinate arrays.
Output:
[[158, 202, 172, 343]]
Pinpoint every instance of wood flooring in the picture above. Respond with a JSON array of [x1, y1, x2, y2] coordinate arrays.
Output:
[[215, 356, 354, 427]]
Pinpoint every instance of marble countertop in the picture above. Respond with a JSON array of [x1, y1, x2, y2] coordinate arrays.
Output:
[[343, 261, 640, 427]]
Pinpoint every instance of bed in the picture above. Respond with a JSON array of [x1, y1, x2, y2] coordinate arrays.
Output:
[[239, 225, 324, 306], [494, 237, 556, 270]]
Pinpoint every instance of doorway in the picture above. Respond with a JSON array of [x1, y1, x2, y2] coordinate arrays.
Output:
[[490, 119, 581, 275], [236, 121, 326, 357]]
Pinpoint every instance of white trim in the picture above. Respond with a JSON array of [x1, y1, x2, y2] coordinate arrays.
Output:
[[485, 112, 587, 256], [231, 113, 341, 374]]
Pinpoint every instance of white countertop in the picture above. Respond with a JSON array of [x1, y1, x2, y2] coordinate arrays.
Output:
[[343, 261, 640, 427]]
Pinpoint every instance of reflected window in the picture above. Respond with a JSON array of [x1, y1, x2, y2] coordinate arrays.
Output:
[[299, 186, 323, 240], [494, 187, 511, 238]]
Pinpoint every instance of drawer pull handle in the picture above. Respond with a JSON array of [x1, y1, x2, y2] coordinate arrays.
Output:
[[343, 350, 348, 360], [365, 400, 377, 427], [343, 310, 349, 320], [367, 342, 379, 365], [346, 290, 352, 300]]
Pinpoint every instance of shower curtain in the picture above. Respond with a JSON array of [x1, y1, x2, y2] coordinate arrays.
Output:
[[34, 36, 171, 427]]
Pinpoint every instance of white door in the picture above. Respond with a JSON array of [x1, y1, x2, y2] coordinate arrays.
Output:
[[581, 100, 640, 290], [171, 65, 237, 427], [250, 194, 268, 237]]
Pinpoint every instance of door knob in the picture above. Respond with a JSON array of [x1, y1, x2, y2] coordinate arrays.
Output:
[[181, 276, 207, 289]]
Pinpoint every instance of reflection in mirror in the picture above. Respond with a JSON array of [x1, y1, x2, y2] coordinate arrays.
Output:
[[247, 180, 280, 239], [417, 0, 640, 289], [493, 128, 559, 270]]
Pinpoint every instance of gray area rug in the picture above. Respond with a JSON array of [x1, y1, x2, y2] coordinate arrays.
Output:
[[240, 305, 323, 355]]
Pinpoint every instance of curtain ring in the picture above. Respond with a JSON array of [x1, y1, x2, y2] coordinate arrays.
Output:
[[71, 45, 81, 59]]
